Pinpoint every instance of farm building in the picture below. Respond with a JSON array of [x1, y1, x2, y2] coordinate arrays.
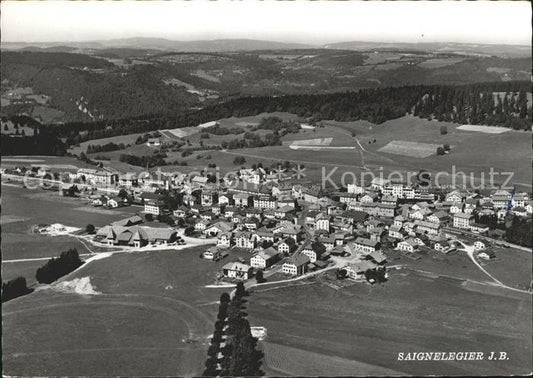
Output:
[[352, 237, 380, 254], [95, 225, 178, 248], [222, 262, 252, 280], [203, 246, 222, 260], [282, 254, 310, 276], [250, 247, 281, 269], [397, 238, 419, 253], [344, 260, 379, 280]]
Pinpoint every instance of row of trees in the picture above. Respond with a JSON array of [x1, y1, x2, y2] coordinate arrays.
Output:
[[86, 142, 127, 154], [1, 277, 33, 303], [2, 249, 85, 302], [118, 153, 168, 168], [36, 249, 83, 284], [203, 284, 264, 376]]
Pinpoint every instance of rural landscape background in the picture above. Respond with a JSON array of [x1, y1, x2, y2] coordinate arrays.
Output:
[[1, 1, 532, 377]]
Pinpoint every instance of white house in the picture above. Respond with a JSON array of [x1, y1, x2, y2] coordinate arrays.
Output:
[[278, 237, 296, 254], [343, 260, 379, 280], [453, 212, 474, 229], [315, 213, 330, 231], [235, 231, 256, 249], [397, 238, 419, 253], [217, 233, 233, 248], [282, 254, 310, 276], [203, 246, 222, 260], [301, 242, 326, 263], [250, 247, 281, 269], [352, 237, 380, 254], [474, 241, 486, 250], [222, 262, 252, 280]]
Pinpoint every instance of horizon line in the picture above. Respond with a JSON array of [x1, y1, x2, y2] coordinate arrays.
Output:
[[1, 37, 531, 48]]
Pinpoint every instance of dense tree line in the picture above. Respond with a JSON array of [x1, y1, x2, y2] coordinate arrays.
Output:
[[221, 132, 281, 150], [505, 216, 532, 247], [1, 131, 67, 156], [1, 277, 33, 303], [1, 51, 114, 69], [204, 284, 263, 377], [86, 142, 127, 154], [44, 80, 529, 144], [204, 124, 244, 135], [119, 153, 167, 168], [5, 81, 529, 156], [414, 83, 531, 130], [35, 249, 83, 284]]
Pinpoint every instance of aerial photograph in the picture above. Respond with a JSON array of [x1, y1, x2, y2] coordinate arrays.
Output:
[[1, 1, 531, 376]]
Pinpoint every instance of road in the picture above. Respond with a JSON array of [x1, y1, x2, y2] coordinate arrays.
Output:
[[455, 240, 531, 294], [444, 227, 531, 253]]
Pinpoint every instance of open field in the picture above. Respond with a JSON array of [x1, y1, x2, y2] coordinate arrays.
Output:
[[378, 140, 442, 158], [0, 184, 140, 260], [225, 115, 532, 189], [248, 271, 532, 376], [262, 342, 403, 376], [478, 247, 532, 290], [418, 57, 467, 68], [387, 248, 495, 284], [0, 155, 95, 172], [1, 260, 47, 287], [1, 246, 241, 376], [69, 133, 146, 155], [457, 125, 511, 134], [7, 113, 531, 189]]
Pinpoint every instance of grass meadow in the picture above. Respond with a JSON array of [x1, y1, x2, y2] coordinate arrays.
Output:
[[248, 270, 532, 376]]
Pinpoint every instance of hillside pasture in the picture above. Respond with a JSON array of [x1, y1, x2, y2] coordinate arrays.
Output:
[[68, 133, 147, 155], [0, 185, 140, 260], [457, 125, 511, 134], [477, 247, 532, 290], [248, 271, 532, 376], [1, 246, 237, 376], [214, 114, 531, 189], [418, 57, 467, 69], [262, 342, 403, 376], [378, 140, 441, 158]]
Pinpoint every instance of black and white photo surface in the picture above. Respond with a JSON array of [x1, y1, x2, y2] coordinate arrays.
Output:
[[1, 1, 531, 376]]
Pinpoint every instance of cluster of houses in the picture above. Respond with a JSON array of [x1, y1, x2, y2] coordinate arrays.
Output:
[[4, 164, 530, 282]]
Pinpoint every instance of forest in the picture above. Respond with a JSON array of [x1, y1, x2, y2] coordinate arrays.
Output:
[[2, 80, 530, 156]]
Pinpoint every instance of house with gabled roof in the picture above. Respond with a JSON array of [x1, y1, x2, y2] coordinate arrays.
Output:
[[235, 231, 256, 249], [204, 220, 234, 237], [344, 260, 379, 280], [397, 238, 418, 252], [446, 191, 465, 203], [315, 212, 330, 231], [278, 237, 297, 254], [301, 242, 326, 263], [250, 247, 281, 269], [255, 227, 276, 243], [217, 232, 233, 248], [367, 250, 387, 265], [282, 254, 310, 276], [427, 211, 449, 225], [280, 224, 303, 242], [234, 192, 253, 207], [453, 212, 474, 229], [222, 262, 252, 280], [353, 237, 380, 254]]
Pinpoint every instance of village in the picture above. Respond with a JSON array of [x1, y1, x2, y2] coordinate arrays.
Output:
[[2, 161, 531, 291]]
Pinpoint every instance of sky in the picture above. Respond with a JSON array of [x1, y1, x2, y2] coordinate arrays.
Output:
[[1, 0, 531, 45]]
